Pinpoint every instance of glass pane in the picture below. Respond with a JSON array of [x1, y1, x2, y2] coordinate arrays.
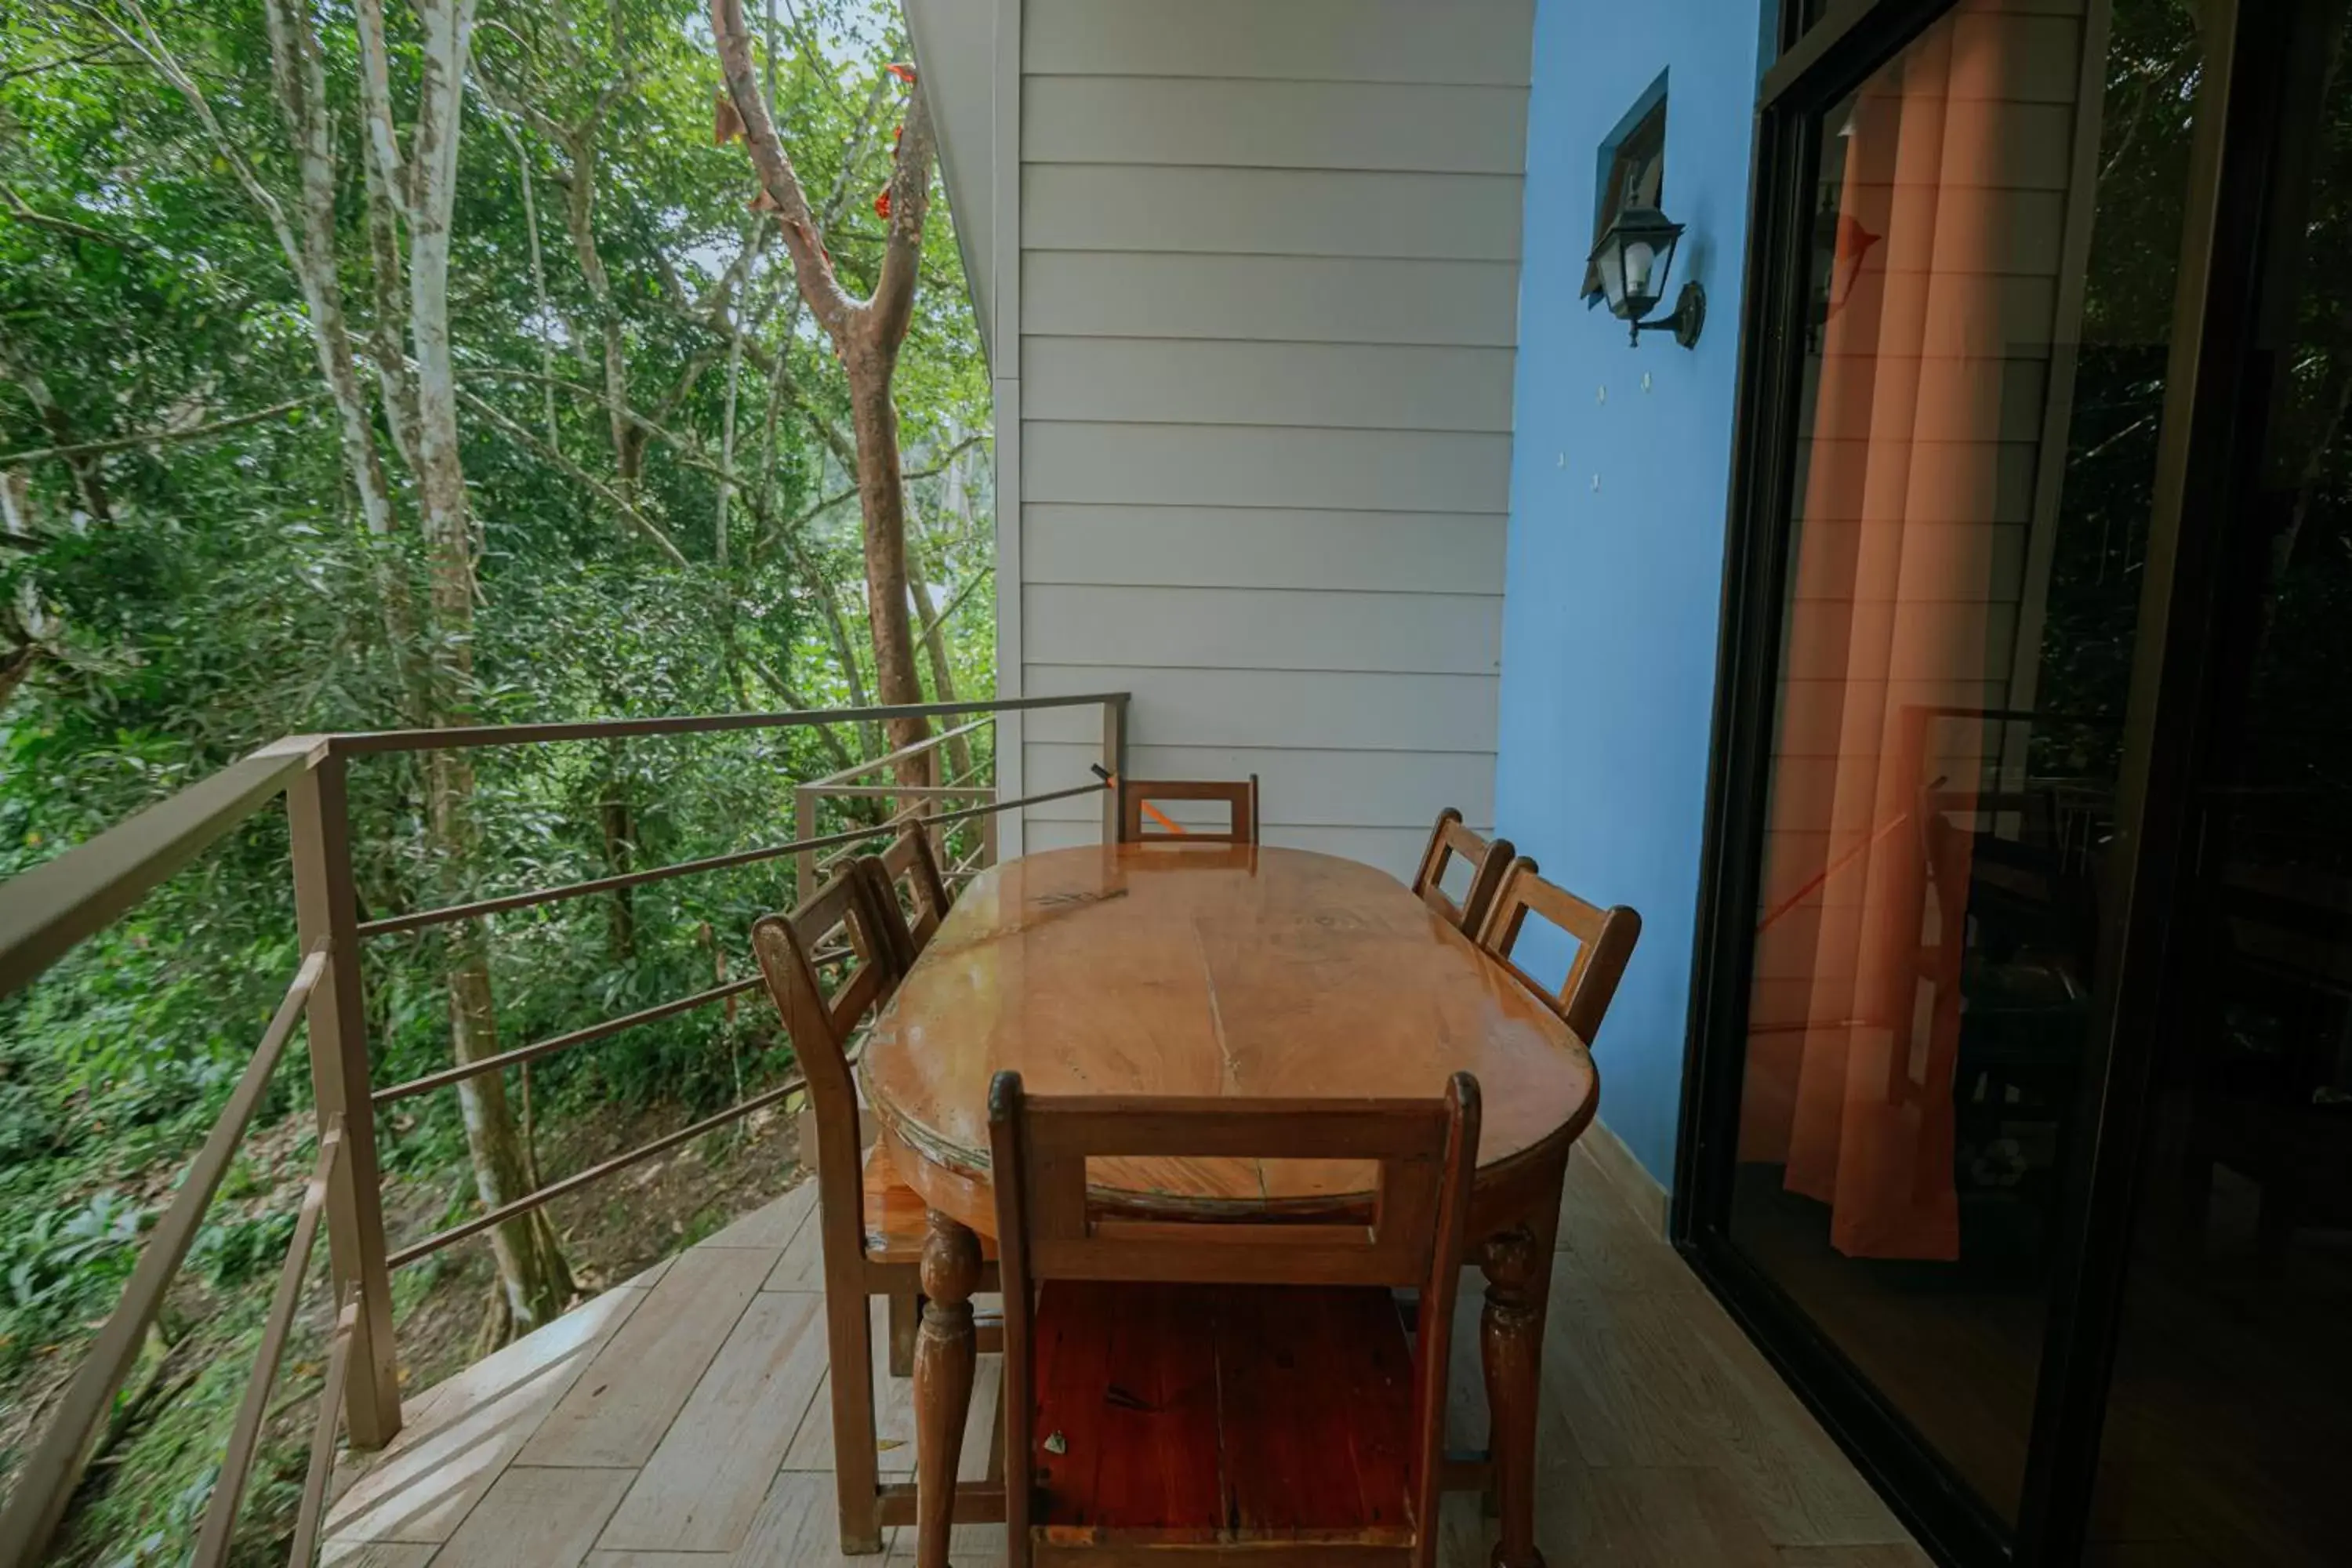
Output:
[[1726, 0, 2205, 1525], [2091, 3, 2352, 1560]]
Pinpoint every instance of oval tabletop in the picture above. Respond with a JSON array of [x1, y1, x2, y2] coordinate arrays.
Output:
[[857, 843, 1599, 1232]]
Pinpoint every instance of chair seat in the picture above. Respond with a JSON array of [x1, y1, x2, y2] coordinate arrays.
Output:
[[860, 1142, 996, 1264], [1029, 1280, 1419, 1547]]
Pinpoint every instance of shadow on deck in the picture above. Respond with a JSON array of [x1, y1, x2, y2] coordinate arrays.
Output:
[[322, 1148, 1931, 1567]]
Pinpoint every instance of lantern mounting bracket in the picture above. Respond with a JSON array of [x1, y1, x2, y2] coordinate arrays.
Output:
[[1630, 281, 1707, 349]]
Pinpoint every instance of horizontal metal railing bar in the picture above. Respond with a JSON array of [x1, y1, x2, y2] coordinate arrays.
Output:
[[373, 976, 765, 1105], [815, 784, 995, 800], [286, 1293, 355, 1568], [192, 1125, 342, 1568], [326, 692, 1120, 756], [814, 787, 1080, 879], [0, 737, 319, 1001], [387, 1070, 810, 1269], [358, 820, 910, 936], [800, 716, 994, 789], [0, 946, 328, 1567], [359, 781, 1105, 938]]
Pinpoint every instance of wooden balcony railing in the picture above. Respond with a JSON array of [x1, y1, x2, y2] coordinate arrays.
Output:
[[0, 691, 1130, 1568]]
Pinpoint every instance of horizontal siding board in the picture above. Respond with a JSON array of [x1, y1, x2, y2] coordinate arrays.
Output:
[[1009, 1, 1530, 873], [1024, 741, 1494, 826], [1025, 505, 1507, 594], [1011, 817, 1443, 884], [1025, 423, 1513, 512], [1021, 337, 1515, 433], [1023, 664, 1499, 752], [1022, 253, 1521, 347], [1022, 165, 1523, 260], [1022, 0, 1534, 85], [1023, 77, 1529, 173], [1022, 584, 1501, 675]]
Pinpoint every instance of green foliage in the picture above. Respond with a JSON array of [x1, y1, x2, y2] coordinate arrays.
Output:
[[0, 0, 992, 1555]]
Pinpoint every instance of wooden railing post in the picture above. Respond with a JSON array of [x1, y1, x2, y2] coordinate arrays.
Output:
[[1100, 694, 1128, 845], [286, 748, 402, 1449]]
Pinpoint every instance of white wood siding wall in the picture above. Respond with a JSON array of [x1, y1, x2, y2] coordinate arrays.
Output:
[[1007, 0, 1534, 878]]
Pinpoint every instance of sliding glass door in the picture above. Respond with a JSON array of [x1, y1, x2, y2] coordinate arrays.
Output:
[[1722, 0, 2205, 1530], [2087, 2, 2352, 1559], [1682, 0, 2352, 1561]]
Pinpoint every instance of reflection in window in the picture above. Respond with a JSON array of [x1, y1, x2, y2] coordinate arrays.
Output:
[[1727, 0, 2201, 1524]]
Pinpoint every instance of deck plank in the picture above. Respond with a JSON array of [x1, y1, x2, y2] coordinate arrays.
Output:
[[519, 1247, 774, 1468], [763, 1196, 827, 1290], [732, 1470, 898, 1566], [325, 1285, 650, 1544], [433, 1465, 636, 1568], [327, 1124, 1926, 1566], [321, 1545, 439, 1567], [1554, 1152, 1700, 1295], [781, 1295, 913, 1475], [700, 1182, 817, 1251], [1545, 1466, 1784, 1568], [597, 1289, 831, 1552], [1663, 1291, 1910, 1547]]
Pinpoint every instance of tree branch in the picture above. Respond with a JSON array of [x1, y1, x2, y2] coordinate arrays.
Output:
[[916, 562, 992, 645], [92, 0, 303, 275], [869, 78, 935, 354], [1, 186, 134, 248], [453, 385, 691, 567], [710, 0, 858, 345], [0, 395, 316, 465]]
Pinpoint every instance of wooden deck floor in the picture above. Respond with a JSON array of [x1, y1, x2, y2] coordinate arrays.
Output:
[[322, 1142, 1931, 1568]]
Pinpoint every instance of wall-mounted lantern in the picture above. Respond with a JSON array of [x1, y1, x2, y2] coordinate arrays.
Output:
[[1588, 203, 1704, 349]]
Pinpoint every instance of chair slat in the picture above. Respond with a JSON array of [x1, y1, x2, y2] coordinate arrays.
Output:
[[989, 1070, 1479, 1568], [1118, 775, 1260, 845], [1473, 857, 1642, 1046], [1410, 808, 1515, 937]]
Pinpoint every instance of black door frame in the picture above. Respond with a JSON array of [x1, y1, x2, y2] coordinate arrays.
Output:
[[1671, 0, 2288, 1563]]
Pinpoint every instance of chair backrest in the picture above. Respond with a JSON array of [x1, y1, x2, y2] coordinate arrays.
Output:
[[860, 825, 954, 972], [1410, 808, 1515, 936], [1475, 857, 1642, 1046], [989, 1071, 1480, 1563], [1118, 775, 1259, 845], [750, 863, 902, 1242]]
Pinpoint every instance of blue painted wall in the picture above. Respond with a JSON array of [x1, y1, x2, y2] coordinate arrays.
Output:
[[1494, 0, 1770, 1186]]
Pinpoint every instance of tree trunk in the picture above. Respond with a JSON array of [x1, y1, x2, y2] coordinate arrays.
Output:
[[712, 0, 939, 796], [601, 783, 637, 963], [847, 368, 931, 788], [906, 561, 973, 783], [409, 0, 575, 1338], [554, 129, 642, 502]]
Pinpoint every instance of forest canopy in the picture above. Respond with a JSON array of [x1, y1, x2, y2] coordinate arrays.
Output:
[[0, 0, 990, 1555]]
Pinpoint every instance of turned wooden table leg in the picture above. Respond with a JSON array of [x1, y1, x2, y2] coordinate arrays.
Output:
[[1481, 1189, 1563, 1568], [913, 1209, 981, 1568]]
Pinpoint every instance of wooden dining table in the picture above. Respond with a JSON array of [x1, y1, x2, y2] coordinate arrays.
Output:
[[856, 842, 1601, 1568]]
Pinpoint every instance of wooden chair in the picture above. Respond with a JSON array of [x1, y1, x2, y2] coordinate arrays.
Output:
[[1410, 808, 1515, 936], [1118, 775, 1260, 845], [988, 1070, 1481, 1568], [845, 830, 959, 1375], [862, 823, 956, 973], [1475, 857, 1642, 1046], [751, 864, 1000, 1552]]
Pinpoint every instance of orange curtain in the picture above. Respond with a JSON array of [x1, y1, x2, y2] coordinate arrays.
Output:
[[1739, 9, 2027, 1261]]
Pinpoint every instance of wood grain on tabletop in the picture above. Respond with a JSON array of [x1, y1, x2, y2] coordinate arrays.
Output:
[[857, 844, 1596, 1216]]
